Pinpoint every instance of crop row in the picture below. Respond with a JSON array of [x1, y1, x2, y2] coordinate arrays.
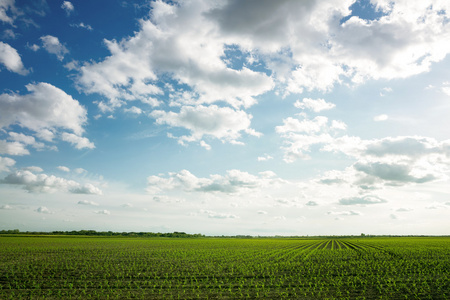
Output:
[[0, 236, 449, 299]]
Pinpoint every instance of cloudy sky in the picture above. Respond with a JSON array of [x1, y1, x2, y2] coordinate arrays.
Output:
[[1, 0, 450, 235]]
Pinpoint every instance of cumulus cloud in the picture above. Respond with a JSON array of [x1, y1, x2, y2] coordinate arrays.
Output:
[[1, 169, 102, 194], [78, 200, 99, 206], [95, 209, 110, 215], [61, 133, 95, 149], [327, 210, 361, 216], [0, 156, 15, 172], [61, 1, 74, 16], [319, 136, 450, 189], [338, 195, 387, 205], [150, 105, 260, 146], [257, 154, 273, 161], [36, 206, 52, 214], [0, 0, 15, 24], [200, 209, 238, 219], [354, 162, 436, 185], [147, 169, 282, 195], [0, 82, 88, 135], [0, 42, 29, 75], [396, 207, 413, 212], [71, 0, 450, 153], [8, 132, 44, 149], [57, 166, 70, 172], [294, 98, 336, 112], [71, 183, 102, 195], [23, 166, 43, 173], [207, 0, 450, 93], [380, 87, 392, 96], [0, 140, 29, 156], [70, 23, 93, 31], [305, 200, 318, 206], [276, 116, 330, 135], [124, 106, 142, 114], [277, 104, 450, 188], [276, 114, 347, 161], [0, 82, 93, 151], [40, 35, 69, 61], [76, 1, 274, 112]]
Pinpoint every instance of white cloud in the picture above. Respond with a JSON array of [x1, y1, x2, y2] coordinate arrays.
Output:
[[294, 98, 336, 112], [396, 207, 413, 212], [124, 106, 142, 114], [210, 0, 450, 92], [354, 162, 436, 185], [327, 210, 361, 216], [199, 140, 211, 150], [57, 166, 70, 172], [8, 132, 45, 151], [70, 23, 93, 31], [305, 200, 318, 206], [95, 209, 110, 215], [71, 0, 450, 152], [151, 105, 260, 146], [0, 83, 93, 151], [322, 136, 450, 189], [0, 156, 15, 172], [0, 140, 29, 156], [0, 42, 29, 75], [0, 0, 15, 24], [442, 86, 450, 96], [61, 1, 74, 15], [23, 166, 43, 173], [28, 43, 40, 51], [2, 29, 15, 39], [257, 154, 273, 161], [276, 114, 347, 162], [331, 120, 347, 130], [74, 168, 87, 174], [71, 183, 102, 195], [78, 200, 99, 206], [1, 169, 102, 194], [338, 195, 387, 205], [61, 133, 95, 149], [76, 0, 274, 113], [276, 116, 329, 135], [374, 114, 388, 122], [36, 129, 55, 142], [0, 204, 13, 210], [380, 87, 392, 96], [0, 82, 88, 135], [40, 35, 69, 61], [36, 206, 52, 214], [200, 209, 238, 219], [147, 169, 283, 195]]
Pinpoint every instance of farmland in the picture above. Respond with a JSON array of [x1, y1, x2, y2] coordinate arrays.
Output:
[[0, 236, 449, 299]]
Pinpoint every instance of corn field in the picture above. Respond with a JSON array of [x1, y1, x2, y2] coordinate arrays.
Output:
[[0, 236, 449, 299]]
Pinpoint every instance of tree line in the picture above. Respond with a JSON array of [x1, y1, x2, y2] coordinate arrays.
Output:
[[0, 229, 204, 238]]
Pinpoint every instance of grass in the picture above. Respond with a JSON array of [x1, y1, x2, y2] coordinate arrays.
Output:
[[0, 236, 449, 299]]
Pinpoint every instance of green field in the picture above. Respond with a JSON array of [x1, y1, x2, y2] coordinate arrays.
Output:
[[0, 236, 449, 299]]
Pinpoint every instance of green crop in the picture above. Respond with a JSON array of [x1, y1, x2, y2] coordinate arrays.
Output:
[[0, 236, 448, 299]]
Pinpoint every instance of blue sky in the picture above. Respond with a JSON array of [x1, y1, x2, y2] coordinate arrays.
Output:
[[1, 0, 450, 235]]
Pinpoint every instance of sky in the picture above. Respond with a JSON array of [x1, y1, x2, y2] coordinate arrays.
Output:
[[1, 0, 450, 236]]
